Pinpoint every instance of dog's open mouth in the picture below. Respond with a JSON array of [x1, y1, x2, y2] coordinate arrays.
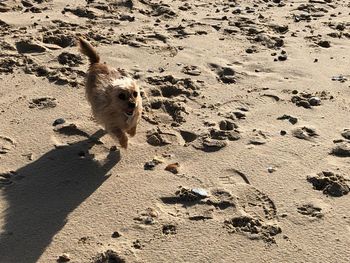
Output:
[[124, 108, 134, 117]]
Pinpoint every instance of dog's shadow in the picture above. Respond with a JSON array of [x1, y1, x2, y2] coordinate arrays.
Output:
[[0, 130, 119, 263]]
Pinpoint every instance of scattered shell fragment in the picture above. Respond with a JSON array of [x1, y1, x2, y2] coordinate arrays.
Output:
[[191, 188, 209, 198]]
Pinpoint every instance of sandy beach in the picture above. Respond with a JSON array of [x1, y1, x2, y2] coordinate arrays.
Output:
[[1, 0, 350, 262]]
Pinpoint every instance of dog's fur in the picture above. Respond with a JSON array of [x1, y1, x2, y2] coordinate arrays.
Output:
[[78, 37, 142, 149]]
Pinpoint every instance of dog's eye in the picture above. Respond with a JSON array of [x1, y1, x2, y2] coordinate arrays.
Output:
[[118, 93, 127, 100], [133, 91, 138, 98]]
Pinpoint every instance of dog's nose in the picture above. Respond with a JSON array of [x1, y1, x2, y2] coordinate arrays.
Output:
[[128, 102, 136, 109]]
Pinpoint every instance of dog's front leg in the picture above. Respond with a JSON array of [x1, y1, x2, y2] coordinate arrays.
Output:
[[126, 125, 137, 137], [111, 128, 128, 149]]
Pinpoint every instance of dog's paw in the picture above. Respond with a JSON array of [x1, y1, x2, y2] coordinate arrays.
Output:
[[119, 139, 128, 149], [127, 126, 137, 137]]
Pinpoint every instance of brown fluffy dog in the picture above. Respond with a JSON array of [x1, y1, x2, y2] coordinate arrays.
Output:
[[78, 37, 142, 149]]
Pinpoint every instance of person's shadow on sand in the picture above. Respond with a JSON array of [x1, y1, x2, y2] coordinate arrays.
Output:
[[0, 130, 119, 263]]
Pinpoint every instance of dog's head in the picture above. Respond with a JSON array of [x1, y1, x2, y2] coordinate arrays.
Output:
[[111, 77, 141, 117]]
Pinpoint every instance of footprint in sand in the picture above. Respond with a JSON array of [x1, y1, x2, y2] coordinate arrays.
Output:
[[91, 250, 126, 263], [146, 127, 184, 147], [208, 63, 236, 84], [292, 126, 318, 141], [191, 125, 241, 152], [29, 97, 57, 109], [247, 129, 269, 145], [158, 169, 281, 243], [291, 90, 333, 109], [42, 28, 76, 48], [307, 171, 350, 197], [0, 135, 16, 156], [133, 207, 159, 225], [297, 204, 323, 219], [218, 169, 281, 243], [158, 185, 229, 222], [219, 169, 277, 220], [57, 52, 83, 67], [182, 65, 201, 76], [143, 75, 201, 126]]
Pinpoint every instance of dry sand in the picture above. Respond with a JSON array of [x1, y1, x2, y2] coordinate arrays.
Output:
[[1, 0, 350, 262]]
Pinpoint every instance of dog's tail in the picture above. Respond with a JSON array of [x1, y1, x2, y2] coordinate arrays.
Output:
[[77, 37, 100, 65]]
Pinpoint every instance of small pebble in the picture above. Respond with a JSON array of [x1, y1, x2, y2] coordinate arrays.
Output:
[[268, 167, 276, 173], [165, 163, 180, 174], [144, 161, 156, 170], [318, 40, 331, 48], [53, 118, 65, 126], [309, 97, 321, 106], [332, 75, 347, 82], [297, 100, 311, 109], [289, 117, 298, 125], [341, 129, 350, 140], [219, 120, 237, 130], [278, 55, 287, 61], [111, 231, 121, 238], [233, 111, 246, 119], [162, 224, 177, 235], [57, 254, 70, 262]]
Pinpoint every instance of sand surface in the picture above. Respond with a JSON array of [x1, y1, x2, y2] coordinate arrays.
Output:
[[1, 0, 350, 262]]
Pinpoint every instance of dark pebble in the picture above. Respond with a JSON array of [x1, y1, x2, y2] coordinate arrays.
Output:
[[57, 254, 70, 262], [309, 97, 321, 106], [144, 161, 156, 170], [53, 118, 65, 126], [341, 129, 350, 140], [179, 130, 198, 143], [278, 55, 287, 61], [219, 120, 237, 130], [111, 231, 121, 238], [318, 40, 331, 48], [233, 111, 246, 119], [297, 100, 311, 109]]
